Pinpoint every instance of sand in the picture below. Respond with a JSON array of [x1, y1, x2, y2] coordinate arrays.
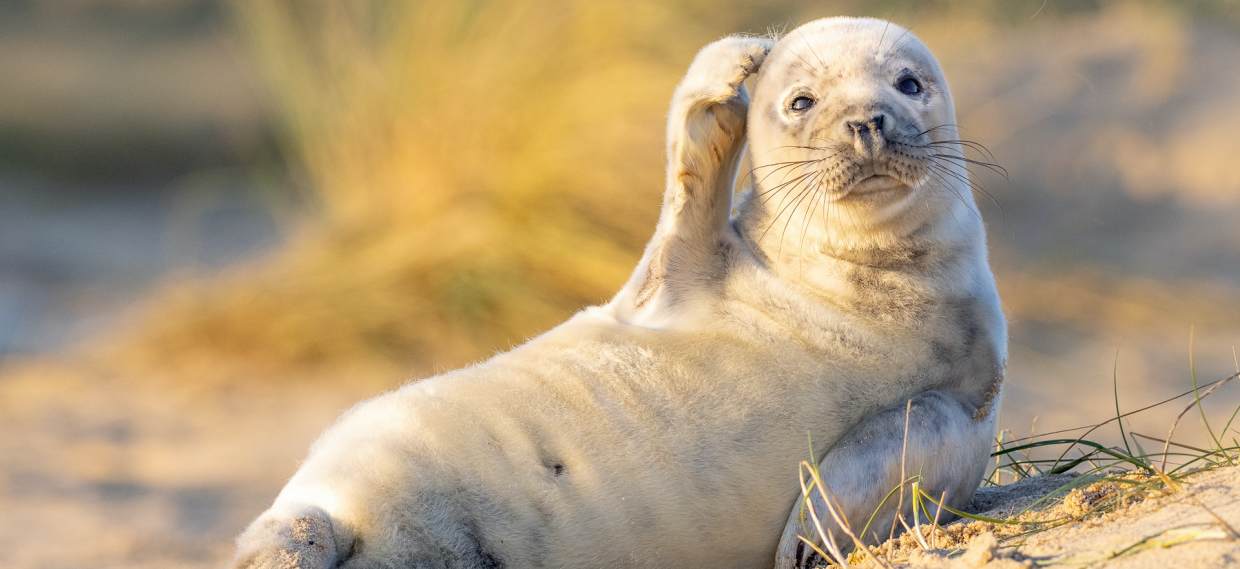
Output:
[[853, 466, 1240, 568], [0, 359, 376, 569]]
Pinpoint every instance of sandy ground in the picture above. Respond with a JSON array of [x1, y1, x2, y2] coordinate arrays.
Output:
[[0, 358, 379, 569], [993, 465, 1240, 567], [3, 357, 1238, 569], [889, 465, 1240, 568]]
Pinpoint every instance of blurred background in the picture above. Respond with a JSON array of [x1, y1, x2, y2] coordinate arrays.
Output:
[[2, 1, 1239, 567]]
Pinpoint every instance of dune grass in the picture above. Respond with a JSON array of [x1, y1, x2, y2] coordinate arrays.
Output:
[[120, 1, 709, 374]]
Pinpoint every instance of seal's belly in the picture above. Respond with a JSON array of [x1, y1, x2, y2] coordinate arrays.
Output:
[[391, 335, 897, 567], [310, 313, 997, 568]]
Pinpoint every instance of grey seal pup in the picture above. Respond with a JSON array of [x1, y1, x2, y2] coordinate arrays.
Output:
[[231, 16, 1005, 569]]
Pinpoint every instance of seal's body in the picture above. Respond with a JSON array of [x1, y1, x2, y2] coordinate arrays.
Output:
[[232, 17, 1005, 569]]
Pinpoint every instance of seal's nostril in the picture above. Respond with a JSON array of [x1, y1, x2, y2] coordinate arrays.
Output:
[[846, 115, 886, 135]]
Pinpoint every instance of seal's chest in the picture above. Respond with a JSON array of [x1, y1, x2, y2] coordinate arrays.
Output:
[[844, 295, 1003, 391], [914, 300, 1006, 400]]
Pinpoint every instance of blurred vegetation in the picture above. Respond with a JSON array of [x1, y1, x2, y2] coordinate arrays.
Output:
[[126, 0, 767, 374], [109, 0, 1240, 381]]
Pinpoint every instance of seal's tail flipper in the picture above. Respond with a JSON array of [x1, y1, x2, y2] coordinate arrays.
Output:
[[612, 36, 771, 326], [231, 504, 348, 569]]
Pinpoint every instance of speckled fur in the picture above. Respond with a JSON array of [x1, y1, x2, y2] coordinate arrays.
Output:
[[231, 17, 1005, 569]]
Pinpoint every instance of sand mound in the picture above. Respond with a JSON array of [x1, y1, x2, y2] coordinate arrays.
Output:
[[854, 466, 1240, 568]]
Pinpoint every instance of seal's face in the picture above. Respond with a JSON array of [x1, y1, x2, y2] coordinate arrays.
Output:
[[748, 18, 962, 234]]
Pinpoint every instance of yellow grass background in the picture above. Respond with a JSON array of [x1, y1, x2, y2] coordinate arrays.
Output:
[[131, 1, 729, 372]]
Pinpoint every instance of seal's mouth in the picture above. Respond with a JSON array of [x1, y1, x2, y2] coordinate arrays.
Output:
[[833, 156, 920, 200], [847, 174, 906, 196]]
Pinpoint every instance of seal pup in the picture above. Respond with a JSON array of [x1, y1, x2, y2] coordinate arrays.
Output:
[[231, 17, 1005, 569]]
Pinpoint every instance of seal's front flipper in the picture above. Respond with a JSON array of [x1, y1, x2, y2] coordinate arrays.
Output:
[[611, 36, 771, 327], [774, 392, 995, 569]]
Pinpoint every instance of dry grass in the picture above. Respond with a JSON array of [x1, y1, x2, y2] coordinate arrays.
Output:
[[121, 1, 702, 374]]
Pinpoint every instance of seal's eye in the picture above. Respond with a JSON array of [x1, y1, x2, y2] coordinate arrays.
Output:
[[788, 95, 816, 112], [896, 76, 923, 96]]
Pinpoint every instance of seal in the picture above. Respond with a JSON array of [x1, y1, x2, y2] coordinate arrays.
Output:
[[230, 17, 1006, 569]]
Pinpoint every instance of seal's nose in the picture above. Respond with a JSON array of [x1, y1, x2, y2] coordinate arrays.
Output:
[[845, 114, 885, 135], [846, 114, 887, 156]]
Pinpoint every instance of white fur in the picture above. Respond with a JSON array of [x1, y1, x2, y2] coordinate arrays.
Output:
[[232, 17, 1005, 569]]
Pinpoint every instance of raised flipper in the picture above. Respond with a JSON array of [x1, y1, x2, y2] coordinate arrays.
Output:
[[774, 391, 997, 569], [610, 36, 772, 327]]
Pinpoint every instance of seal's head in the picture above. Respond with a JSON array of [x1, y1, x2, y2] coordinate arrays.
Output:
[[745, 18, 974, 251]]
